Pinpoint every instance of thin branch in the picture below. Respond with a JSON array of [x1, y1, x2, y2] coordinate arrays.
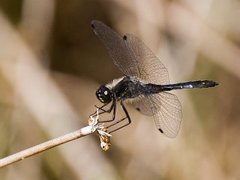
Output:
[[0, 109, 111, 168], [0, 125, 94, 168]]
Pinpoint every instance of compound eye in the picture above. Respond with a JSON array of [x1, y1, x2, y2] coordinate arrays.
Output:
[[96, 85, 112, 103]]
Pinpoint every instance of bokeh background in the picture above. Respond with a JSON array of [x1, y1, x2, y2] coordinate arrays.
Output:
[[0, 0, 239, 179]]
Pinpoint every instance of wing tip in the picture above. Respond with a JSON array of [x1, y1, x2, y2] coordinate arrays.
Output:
[[91, 20, 102, 35], [91, 20, 98, 29], [91, 20, 104, 28]]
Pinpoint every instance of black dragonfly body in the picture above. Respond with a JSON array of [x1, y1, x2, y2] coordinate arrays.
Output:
[[91, 20, 218, 138]]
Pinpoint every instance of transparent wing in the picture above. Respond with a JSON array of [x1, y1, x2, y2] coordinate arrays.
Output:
[[130, 95, 158, 116], [91, 21, 169, 85], [131, 92, 182, 137], [123, 34, 181, 137], [124, 34, 169, 85], [91, 20, 140, 77], [152, 92, 182, 138], [131, 92, 182, 138]]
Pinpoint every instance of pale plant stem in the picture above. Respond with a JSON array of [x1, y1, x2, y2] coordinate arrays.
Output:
[[0, 125, 94, 168]]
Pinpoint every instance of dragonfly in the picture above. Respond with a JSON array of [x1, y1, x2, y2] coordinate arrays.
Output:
[[91, 20, 218, 138]]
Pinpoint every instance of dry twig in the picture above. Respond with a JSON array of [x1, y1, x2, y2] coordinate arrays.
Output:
[[0, 109, 111, 168]]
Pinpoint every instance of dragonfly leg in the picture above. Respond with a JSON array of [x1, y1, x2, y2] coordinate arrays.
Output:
[[98, 98, 117, 123], [89, 103, 109, 117], [107, 101, 131, 133], [90, 98, 117, 123]]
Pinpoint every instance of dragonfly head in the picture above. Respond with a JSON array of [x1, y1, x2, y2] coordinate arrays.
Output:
[[96, 85, 113, 103]]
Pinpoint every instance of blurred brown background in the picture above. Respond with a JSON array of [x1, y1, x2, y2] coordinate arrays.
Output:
[[0, 0, 239, 179]]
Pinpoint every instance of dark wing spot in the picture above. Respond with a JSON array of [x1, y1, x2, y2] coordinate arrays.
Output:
[[123, 35, 127, 40], [91, 23, 95, 29], [159, 128, 164, 133], [136, 107, 141, 112]]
